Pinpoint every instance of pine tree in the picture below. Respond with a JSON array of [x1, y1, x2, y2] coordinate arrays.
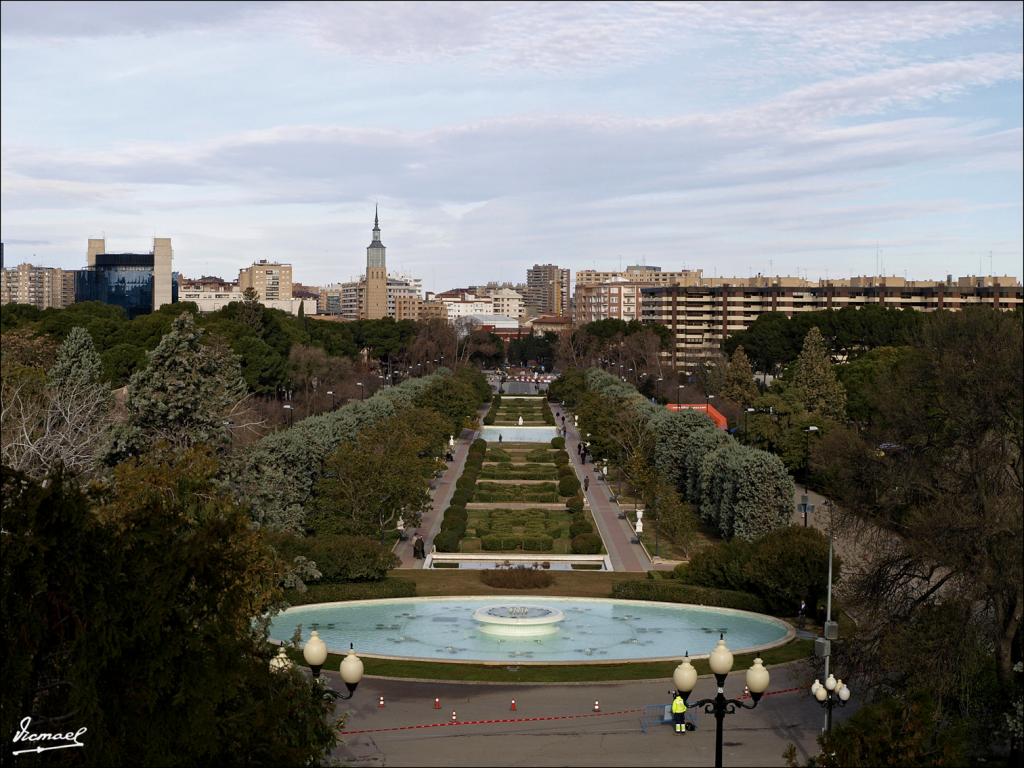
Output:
[[48, 326, 105, 389], [720, 345, 760, 407], [792, 327, 847, 420], [125, 313, 247, 451], [239, 286, 264, 332]]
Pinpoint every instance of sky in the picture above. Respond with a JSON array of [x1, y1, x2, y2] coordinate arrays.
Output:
[[1, 1, 1021, 292]]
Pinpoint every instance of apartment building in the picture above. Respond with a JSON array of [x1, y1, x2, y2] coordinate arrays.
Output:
[[1, 263, 77, 309], [575, 264, 703, 288], [239, 260, 293, 301], [573, 278, 645, 324], [641, 275, 1023, 368], [525, 264, 571, 317]]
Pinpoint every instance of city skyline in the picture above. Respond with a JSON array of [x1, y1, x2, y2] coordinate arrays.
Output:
[[2, 1, 1022, 292]]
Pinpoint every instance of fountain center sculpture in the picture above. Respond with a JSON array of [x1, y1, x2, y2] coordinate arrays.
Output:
[[473, 604, 566, 637]]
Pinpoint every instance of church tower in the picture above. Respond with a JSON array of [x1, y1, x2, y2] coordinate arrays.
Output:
[[364, 205, 388, 319]]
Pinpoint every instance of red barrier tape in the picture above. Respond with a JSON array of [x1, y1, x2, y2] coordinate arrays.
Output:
[[341, 688, 805, 735], [341, 708, 644, 735]]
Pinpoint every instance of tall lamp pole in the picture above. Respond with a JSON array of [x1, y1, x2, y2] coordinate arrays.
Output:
[[674, 637, 771, 768], [811, 673, 851, 733]]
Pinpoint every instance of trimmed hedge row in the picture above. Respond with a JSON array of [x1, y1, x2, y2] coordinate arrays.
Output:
[[286, 577, 417, 605], [479, 464, 559, 480], [482, 534, 554, 551], [436, 438, 487, 552], [570, 532, 603, 554], [610, 580, 767, 613]]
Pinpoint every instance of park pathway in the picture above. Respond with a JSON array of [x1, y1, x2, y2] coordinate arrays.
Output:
[[393, 405, 489, 568], [554, 403, 651, 573]]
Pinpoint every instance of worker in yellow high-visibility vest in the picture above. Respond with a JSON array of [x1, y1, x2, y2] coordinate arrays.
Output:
[[671, 693, 688, 734]]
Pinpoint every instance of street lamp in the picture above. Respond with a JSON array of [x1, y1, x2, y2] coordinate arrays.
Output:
[[326, 390, 335, 410], [283, 403, 293, 427], [357, 382, 365, 401], [301, 631, 364, 701], [673, 638, 771, 768], [656, 376, 663, 402], [811, 674, 851, 733]]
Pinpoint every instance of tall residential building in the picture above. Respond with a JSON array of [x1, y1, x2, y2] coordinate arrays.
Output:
[[641, 275, 1023, 368], [1, 263, 77, 309], [489, 287, 525, 318], [575, 265, 703, 288], [76, 238, 175, 318], [573, 278, 645, 324], [364, 207, 388, 319], [525, 264, 571, 317], [239, 260, 293, 301]]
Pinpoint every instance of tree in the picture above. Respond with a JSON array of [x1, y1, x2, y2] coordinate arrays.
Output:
[[720, 345, 760, 407], [239, 286, 264, 332], [1, 327, 112, 479], [816, 307, 1023, 762], [311, 409, 446, 537], [1, 454, 337, 766], [790, 326, 847, 420], [116, 313, 248, 456]]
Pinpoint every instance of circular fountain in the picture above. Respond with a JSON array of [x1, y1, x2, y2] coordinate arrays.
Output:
[[269, 597, 793, 664], [473, 604, 565, 637]]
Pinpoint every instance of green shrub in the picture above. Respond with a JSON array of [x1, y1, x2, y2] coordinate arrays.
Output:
[[479, 464, 559, 480], [481, 534, 554, 551], [486, 448, 512, 462], [571, 532, 603, 554], [677, 526, 837, 615], [610, 581, 767, 613], [526, 448, 557, 463], [267, 532, 397, 583], [558, 475, 581, 496], [480, 568, 555, 589], [432, 530, 463, 552], [483, 413, 495, 425], [450, 488, 473, 507], [287, 577, 417, 604], [440, 507, 467, 532], [551, 436, 565, 449], [566, 494, 584, 514], [569, 518, 594, 538]]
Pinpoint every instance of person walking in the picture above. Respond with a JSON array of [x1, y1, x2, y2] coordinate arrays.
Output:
[[797, 599, 806, 629], [583, 475, 590, 492], [671, 692, 688, 734], [413, 533, 425, 560]]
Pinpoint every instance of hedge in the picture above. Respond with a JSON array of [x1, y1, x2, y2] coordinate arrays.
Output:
[[610, 580, 767, 613], [558, 475, 581, 496], [569, 517, 594, 538], [566, 494, 584, 514], [551, 436, 565, 449], [433, 530, 463, 552], [482, 534, 554, 551], [286, 577, 417, 605], [571, 532, 603, 554]]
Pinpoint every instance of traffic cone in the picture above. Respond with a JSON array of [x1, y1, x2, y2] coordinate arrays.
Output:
[[378, 696, 385, 709], [593, 700, 600, 712], [451, 710, 458, 722], [434, 697, 441, 710], [510, 698, 517, 712]]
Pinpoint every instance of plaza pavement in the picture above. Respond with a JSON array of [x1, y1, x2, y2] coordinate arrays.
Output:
[[329, 662, 849, 767]]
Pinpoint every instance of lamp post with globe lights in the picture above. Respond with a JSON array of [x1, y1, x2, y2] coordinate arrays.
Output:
[[299, 631, 364, 701], [811, 674, 851, 732], [673, 637, 771, 768]]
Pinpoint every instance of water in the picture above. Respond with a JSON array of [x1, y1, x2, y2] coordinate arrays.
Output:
[[268, 597, 790, 663], [480, 426, 558, 443]]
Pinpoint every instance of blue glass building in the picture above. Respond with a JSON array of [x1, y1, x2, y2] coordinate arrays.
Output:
[[76, 238, 175, 318]]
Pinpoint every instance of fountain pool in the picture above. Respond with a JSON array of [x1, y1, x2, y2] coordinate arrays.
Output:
[[268, 597, 792, 664], [480, 425, 558, 443]]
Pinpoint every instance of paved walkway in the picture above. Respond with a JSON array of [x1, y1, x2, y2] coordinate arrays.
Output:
[[554, 405, 651, 573], [330, 662, 847, 767], [394, 406, 489, 568]]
